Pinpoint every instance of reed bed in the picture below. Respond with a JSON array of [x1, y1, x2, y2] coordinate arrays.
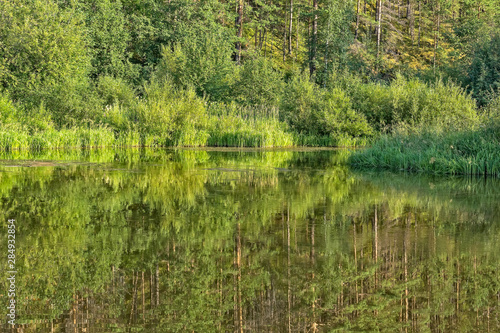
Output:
[[0, 100, 369, 150], [206, 114, 294, 147], [349, 126, 500, 177], [294, 133, 370, 147], [0, 127, 142, 150], [0, 124, 368, 150]]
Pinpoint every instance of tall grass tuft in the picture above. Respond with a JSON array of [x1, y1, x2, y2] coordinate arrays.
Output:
[[206, 103, 295, 147], [349, 124, 500, 177]]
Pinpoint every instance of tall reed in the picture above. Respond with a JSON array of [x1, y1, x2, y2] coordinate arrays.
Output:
[[349, 126, 500, 177]]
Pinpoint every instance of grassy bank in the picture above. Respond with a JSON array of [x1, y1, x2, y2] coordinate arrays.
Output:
[[349, 124, 500, 177], [0, 125, 369, 150]]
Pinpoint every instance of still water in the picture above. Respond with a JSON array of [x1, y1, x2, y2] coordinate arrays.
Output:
[[0, 148, 499, 332]]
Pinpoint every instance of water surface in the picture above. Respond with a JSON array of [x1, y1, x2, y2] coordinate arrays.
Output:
[[0, 148, 499, 332]]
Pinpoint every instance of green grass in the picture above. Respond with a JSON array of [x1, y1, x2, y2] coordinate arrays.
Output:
[[349, 125, 500, 177], [0, 124, 368, 150], [205, 114, 295, 147], [293, 133, 370, 147], [0, 100, 370, 150], [0, 127, 130, 150]]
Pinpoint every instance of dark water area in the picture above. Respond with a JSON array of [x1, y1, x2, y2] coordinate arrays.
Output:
[[0, 148, 499, 332]]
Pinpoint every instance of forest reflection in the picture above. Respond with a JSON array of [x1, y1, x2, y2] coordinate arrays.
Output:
[[0, 148, 499, 332]]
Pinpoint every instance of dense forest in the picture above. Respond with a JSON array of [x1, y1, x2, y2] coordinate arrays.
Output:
[[0, 0, 499, 173]]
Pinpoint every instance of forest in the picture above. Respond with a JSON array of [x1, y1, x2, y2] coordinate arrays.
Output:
[[0, 0, 499, 174]]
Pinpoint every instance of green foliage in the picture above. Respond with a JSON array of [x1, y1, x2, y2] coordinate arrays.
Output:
[[232, 56, 284, 107], [281, 73, 373, 137], [0, 0, 496, 149], [154, 25, 235, 101], [280, 74, 320, 134], [321, 88, 373, 137], [121, 0, 231, 79], [0, 92, 19, 128], [94, 76, 139, 133], [82, 0, 138, 80], [350, 126, 500, 177], [315, 0, 354, 84], [464, 32, 500, 106], [206, 103, 294, 147], [0, 0, 91, 125], [97, 76, 137, 108], [137, 79, 209, 146], [350, 75, 479, 132]]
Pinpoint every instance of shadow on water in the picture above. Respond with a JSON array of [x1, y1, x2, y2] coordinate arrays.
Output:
[[0, 148, 499, 332]]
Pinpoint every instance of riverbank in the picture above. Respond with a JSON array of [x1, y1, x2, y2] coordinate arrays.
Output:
[[0, 125, 369, 150], [349, 123, 500, 177]]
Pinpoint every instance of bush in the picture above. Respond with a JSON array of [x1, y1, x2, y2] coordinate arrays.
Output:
[[0, 93, 19, 128], [95, 76, 138, 132], [232, 56, 284, 107], [464, 32, 500, 107], [321, 88, 373, 137], [0, 0, 92, 126], [154, 26, 235, 101], [96, 76, 137, 110], [350, 74, 479, 132], [280, 74, 320, 134], [101, 103, 135, 133], [280, 73, 373, 137], [137, 79, 209, 146]]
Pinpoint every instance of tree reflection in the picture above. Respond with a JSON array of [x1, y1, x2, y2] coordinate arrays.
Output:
[[0, 149, 499, 332]]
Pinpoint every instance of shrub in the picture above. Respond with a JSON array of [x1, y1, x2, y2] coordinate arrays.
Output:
[[154, 26, 235, 101], [0, 93, 19, 127], [350, 74, 479, 132], [231, 56, 284, 107], [95, 76, 138, 132], [137, 79, 208, 146], [101, 103, 135, 133], [280, 74, 320, 134], [321, 88, 373, 137], [96, 76, 137, 110], [0, 0, 91, 127], [280, 73, 373, 137]]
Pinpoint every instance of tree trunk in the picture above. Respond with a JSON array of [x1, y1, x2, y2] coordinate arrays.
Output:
[[310, 218, 316, 329], [417, 0, 421, 48], [156, 264, 159, 306], [283, 0, 288, 62], [309, 0, 318, 76], [289, 0, 293, 55], [408, 0, 414, 44], [237, 223, 243, 333], [376, 0, 382, 58], [373, 205, 378, 289], [433, 1, 440, 71], [235, 0, 244, 63], [296, 9, 300, 58], [142, 271, 145, 321], [355, 0, 361, 40]]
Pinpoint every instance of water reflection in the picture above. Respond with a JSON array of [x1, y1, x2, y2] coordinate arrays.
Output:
[[0, 149, 499, 332]]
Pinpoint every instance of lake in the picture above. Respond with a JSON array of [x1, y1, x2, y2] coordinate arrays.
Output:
[[1, 148, 499, 332]]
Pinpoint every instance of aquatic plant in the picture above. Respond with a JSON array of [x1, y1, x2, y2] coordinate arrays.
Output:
[[350, 125, 500, 177]]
